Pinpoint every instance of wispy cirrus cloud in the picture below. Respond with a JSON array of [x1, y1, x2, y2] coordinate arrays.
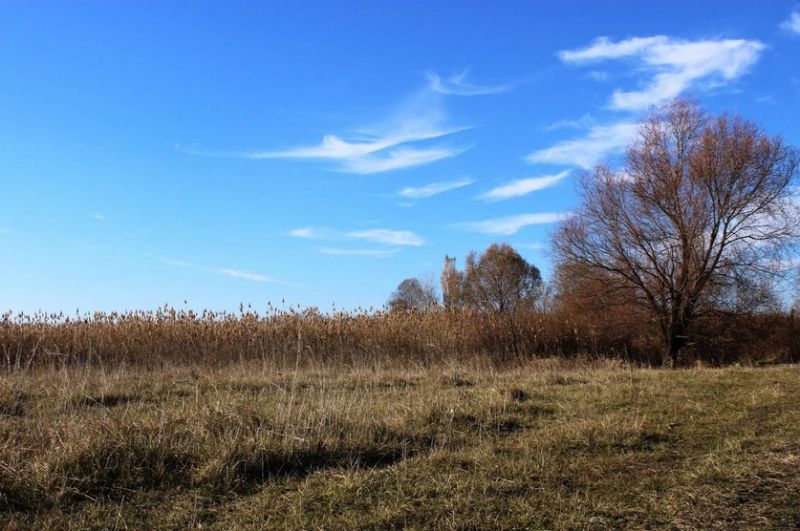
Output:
[[781, 11, 800, 34], [182, 88, 468, 174], [160, 258, 280, 284], [345, 229, 424, 246], [291, 228, 414, 257], [559, 36, 765, 111], [287, 227, 337, 240], [514, 242, 547, 250], [318, 247, 400, 257], [339, 146, 464, 174], [527, 121, 638, 168], [452, 212, 569, 235], [159, 258, 191, 268], [545, 114, 596, 131], [290, 226, 425, 247], [426, 70, 510, 96], [480, 170, 569, 201], [398, 177, 476, 199], [216, 268, 275, 283]]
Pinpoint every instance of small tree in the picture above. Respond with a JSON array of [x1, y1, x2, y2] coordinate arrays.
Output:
[[388, 277, 438, 312], [462, 243, 543, 356], [553, 99, 799, 365]]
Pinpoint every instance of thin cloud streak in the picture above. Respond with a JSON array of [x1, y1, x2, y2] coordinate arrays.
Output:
[[160, 258, 280, 284], [453, 212, 569, 235], [480, 171, 569, 201], [515, 242, 547, 250], [216, 268, 276, 283], [545, 114, 596, 131], [345, 229, 425, 246], [289, 227, 425, 247], [318, 247, 400, 257], [426, 70, 510, 96], [559, 36, 765, 110], [338, 146, 465, 174], [159, 258, 191, 268], [527, 122, 638, 168], [252, 127, 466, 160], [287, 227, 335, 239], [398, 177, 476, 199], [183, 87, 470, 173]]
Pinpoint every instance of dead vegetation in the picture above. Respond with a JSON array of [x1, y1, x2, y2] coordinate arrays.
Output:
[[1, 305, 798, 372], [1, 361, 800, 529]]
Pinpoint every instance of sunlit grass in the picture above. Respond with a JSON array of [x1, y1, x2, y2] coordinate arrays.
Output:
[[2, 361, 799, 529]]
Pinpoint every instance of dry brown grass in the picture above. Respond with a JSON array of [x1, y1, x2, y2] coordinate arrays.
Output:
[[2, 360, 800, 529]]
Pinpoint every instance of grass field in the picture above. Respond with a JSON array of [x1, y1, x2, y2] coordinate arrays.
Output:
[[2, 360, 800, 529]]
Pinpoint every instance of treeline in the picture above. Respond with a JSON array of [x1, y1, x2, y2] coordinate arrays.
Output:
[[390, 98, 800, 367]]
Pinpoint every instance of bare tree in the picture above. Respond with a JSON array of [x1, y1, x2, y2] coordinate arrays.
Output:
[[388, 277, 438, 312], [553, 99, 799, 365]]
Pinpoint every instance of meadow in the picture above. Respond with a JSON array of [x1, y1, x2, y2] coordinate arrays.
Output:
[[1, 309, 799, 529], [2, 353, 800, 527]]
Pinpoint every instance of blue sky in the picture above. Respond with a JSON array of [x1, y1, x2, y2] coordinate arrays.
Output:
[[1, 1, 799, 313]]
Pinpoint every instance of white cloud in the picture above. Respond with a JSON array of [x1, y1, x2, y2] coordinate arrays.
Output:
[[184, 88, 469, 174], [527, 121, 638, 168], [289, 226, 425, 247], [545, 113, 596, 131], [426, 70, 510, 96], [346, 229, 425, 246], [453, 212, 569, 235], [559, 36, 765, 110], [398, 177, 475, 199], [92, 213, 107, 221], [781, 11, 800, 34], [287, 227, 332, 239], [559, 36, 663, 62], [480, 170, 569, 201], [515, 242, 547, 250], [338, 146, 464, 174], [318, 247, 400, 257], [159, 258, 191, 268], [216, 268, 275, 283], [160, 258, 279, 283], [255, 129, 462, 161]]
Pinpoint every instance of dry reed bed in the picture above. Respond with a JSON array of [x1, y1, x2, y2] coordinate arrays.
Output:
[[0, 308, 631, 369], [2, 308, 797, 371]]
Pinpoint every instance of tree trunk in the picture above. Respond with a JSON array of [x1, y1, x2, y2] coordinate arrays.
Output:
[[664, 323, 687, 368]]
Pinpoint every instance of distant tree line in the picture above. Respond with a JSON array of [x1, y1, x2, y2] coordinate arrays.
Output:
[[387, 99, 800, 366]]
